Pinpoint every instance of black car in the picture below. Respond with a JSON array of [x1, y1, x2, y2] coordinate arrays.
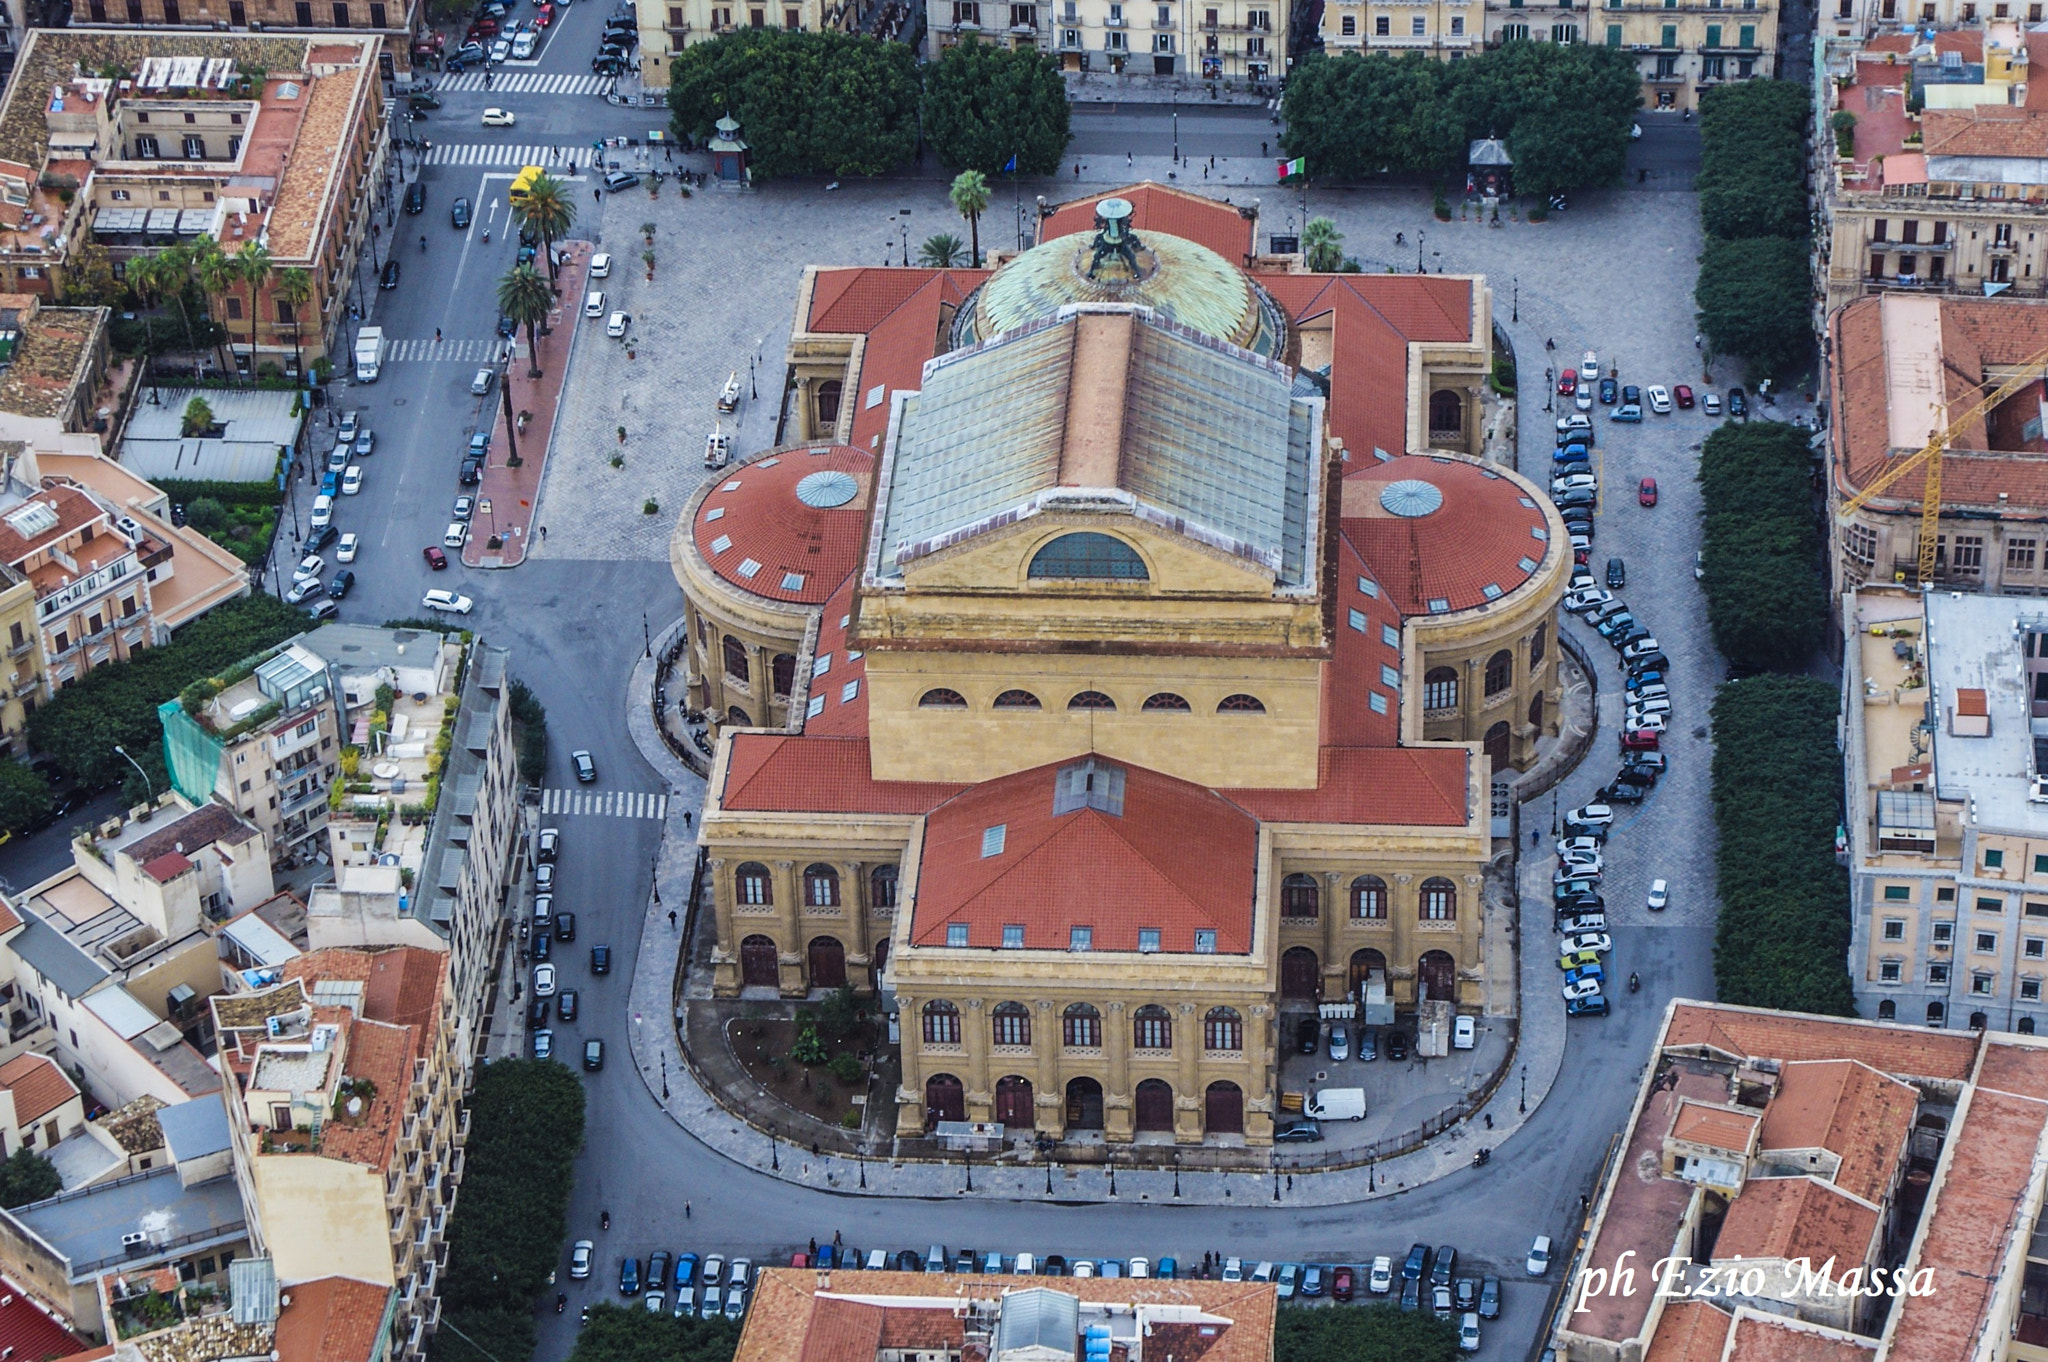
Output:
[[620, 1257, 641, 1296], [1625, 752, 1669, 773], [1626, 652, 1671, 676], [555, 911, 576, 942], [380, 258, 401, 290], [404, 181, 426, 215], [328, 569, 355, 600], [1385, 1029, 1410, 1060], [1273, 1120, 1324, 1142], [1597, 781, 1648, 803], [558, 989, 578, 1022], [1454, 1278, 1478, 1312], [409, 91, 441, 111], [1597, 376, 1618, 405], [1041, 1255, 1068, 1276], [894, 1250, 922, 1272], [1431, 1247, 1456, 1288], [954, 1249, 976, 1274], [528, 996, 550, 1026], [585, 1038, 604, 1070], [592, 55, 626, 74], [532, 930, 552, 961], [1611, 765, 1657, 789], [1479, 1278, 1501, 1319], [1556, 892, 1604, 916], [459, 456, 483, 486], [1728, 386, 1748, 417], [305, 523, 338, 554], [649, 1252, 672, 1294], [451, 197, 472, 229], [1296, 1016, 1320, 1053], [573, 750, 597, 782], [591, 944, 612, 974], [497, 313, 518, 338], [1402, 1243, 1429, 1282], [1605, 556, 1626, 589]]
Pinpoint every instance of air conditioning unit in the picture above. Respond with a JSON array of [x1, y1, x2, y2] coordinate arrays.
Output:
[[120, 1232, 148, 1254]]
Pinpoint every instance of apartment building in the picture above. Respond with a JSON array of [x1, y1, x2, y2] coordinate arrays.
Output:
[[632, 0, 835, 90], [923, 0, 1279, 78], [0, 33, 388, 375], [1319, 0, 1473, 58], [67, 0, 422, 81], [210, 945, 462, 1362], [1551, 1000, 2048, 1360], [1473, 0, 1775, 110]]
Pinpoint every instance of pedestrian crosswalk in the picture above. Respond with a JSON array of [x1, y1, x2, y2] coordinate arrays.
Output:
[[425, 141, 600, 169], [383, 337, 510, 364], [540, 787, 670, 820], [438, 71, 614, 95]]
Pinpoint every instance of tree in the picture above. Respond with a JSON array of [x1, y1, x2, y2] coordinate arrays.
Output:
[[666, 31, 920, 180], [514, 173, 578, 288], [235, 242, 273, 374], [190, 236, 239, 377], [1280, 52, 1463, 185], [920, 37, 1071, 175], [0, 760, 51, 838], [1301, 217, 1345, 272], [59, 237, 122, 309], [1273, 1303, 1460, 1362], [508, 678, 548, 784], [181, 396, 216, 437], [274, 266, 315, 381], [0, 1149, 59, 1209], [565, 1304, 741, 1362], [1697, 421, 1829, 673], [1698, 80, 1811, 241], [916, 233, 965, 267], [1446, 43, 1642, 201], [1694, 235, 1813, 376], [496, 265, 553, 379], [949, 170, 990, 270]]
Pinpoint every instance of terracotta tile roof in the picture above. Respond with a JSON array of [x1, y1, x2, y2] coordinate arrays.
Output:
[[694, 447, 875, 606], [0, 307, 103, 422], [1642, 1301, 1733, 1362], [140, 852, 192, 884], [1714, 1176, 1880, 1269], [273, 1276, 392, 1362], [1722, 1313, 1876, 1362], [122, 803, 260, 866], [846, 274, 979, 452], [314, 1016, 409, 1169], [721, 735, 962, 815], [362, 948, 445, 1056], [1039, 182, 1257, 262], [0, 484, 104, 568], [0, 898, 22, 936], [801, 575, 870, 738], [1667, 1099, 1758, 1153], [0, 1052, 77, 1125], [1661, 1002, 1979, 1081], [1319, 534, 1402, 749], [0, 1277, 90, 1361], [1755, 1060, 1917, 1204], [910, 759, 1258, 952], [266, 69, 365, 263], [1339, 455, 1552, 617], [808, 267, 988, 336], [872, 1304, 960, 1350], [795, 1297, 886, 1362], [1923, 104, 2048, 160], [1219, 746, 1468, 826]]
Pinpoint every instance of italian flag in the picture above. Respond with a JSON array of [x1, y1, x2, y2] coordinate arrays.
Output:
[[1276, 157, 1306, 180]]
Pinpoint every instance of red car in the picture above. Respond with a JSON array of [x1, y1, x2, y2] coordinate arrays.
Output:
[[1332, 1265, 1356, 1301], [534, 2, 554, 24], [423, 545, 449, 570], [1638, 477, 1658, 507], [1672, 383, 1695, 409], [1557, 368, 1578, 395], [1621, 729, 1661, 751]]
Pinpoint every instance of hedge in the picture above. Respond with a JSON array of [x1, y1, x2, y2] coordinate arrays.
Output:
[[1693, 81, 1815, 377], [565, 1305, 741, 1362], [1710, 676, 1854, 1014], [155, 477, 286, 506], [1697, 420, 1829, 673], [1274, 1304, 1460, 1362]]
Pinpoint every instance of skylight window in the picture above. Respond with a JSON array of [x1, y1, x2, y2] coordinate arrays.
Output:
[[1002, 925, 1025, 949], [710, 535, 732, 554], [737, 559, 762, 579], [1357, 577, 1380, 598], [982, 824, 1007, 857], [813, 653, 832, 676], [781, 572, 806, 591], [1428, 598, 1451, 614], [1070, 926, 1093, 951], [840, 680, 860, 704], [947, 923, 969, 947], [1138, 929, 1160, 954], [705, 506, 725, 521]]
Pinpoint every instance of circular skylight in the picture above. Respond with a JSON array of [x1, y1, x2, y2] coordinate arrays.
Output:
[[1379, 478, 1444, 519], [795, 470, 859, 509]]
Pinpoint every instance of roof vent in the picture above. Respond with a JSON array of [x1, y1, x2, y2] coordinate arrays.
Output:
[[795, 470, 859, 509], [1053, 758, 1125, 818], [1378, 479, 1443, 518]]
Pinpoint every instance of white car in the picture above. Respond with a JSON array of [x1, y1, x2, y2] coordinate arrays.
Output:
[[590, 252, 612, 278], [1563, 977, 1603, 1001], [1527, 1236, 1552, 1276], [1460, 1313, 1480, 1352], [1575, 386, 1593, 412], [1558, 836, 1604, 857], [533, 962, 556, 997], [1560, 853, 1604, 876], [511, 28, 537, 57], [1581, 351, 1601, 383], [1564, 587, 1612, 614], [1129, 1257, 1150, 1278], [481, 106, 516, 126], [292, 553, 325, 584], [1646, 384, 1672, 414], [1648, 878, 1670, 911], [489, 38, 512, 62], [422, 589, 474, 615], [1551, 474, 1596, 495], [336, 532, 360, 563], [570, 1241, 593, 1279], [341, 465, 363, 495], [1567, 803, 1615, 827], [1702, 392, 1723, 415], [607, 310, 631, 339], [309, 494, 334, 529], [443, 522, 468, 549], [1368, 1256, 1393, 1294], [1562, 931, 1612, 954], [1627, 694, 1673, 716], [285, 578, 323, 604], [1221, 1258, 1243, 1282], [1452, 1014, 1476, 1050], [1624, 711, 1669, 733]]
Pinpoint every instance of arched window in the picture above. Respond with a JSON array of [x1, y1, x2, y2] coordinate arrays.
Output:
[[735, 863, 772, 906], [994, 689, 1042, 709], [1421, 877, 1457, 921], [1029, 532, 1149, 580], [727, 706, 752, 726], [923, 1000, 961, 1045], [722, 636, 750, 683], [1204, 1007, 1243, 1052], [1351, 875, 1388, 920], [1133, 1004, 1173, 1050], [1530, 623, 1547, 669], [1142, 692, 1192, 712], [771, 654, 796, 698], [803, 864, 841, 908], [1218, 694, 1266, 714], [1970, 1011, 1990, 1031], [1429, 389, 1463, 433], [2023, 1016, 2038, 1035], [992, 1002, 1031, 1047], [869, 864, 899, 910], [1928, 1001, 1947, 1026], [815, 379, 843, 427], [919, 688, 968, 708], [1281, 873, 1320, 919], [1877, 999, 1896, 1020], [1423, 668, 1459, 710], [1068, 690, 1116, 711], [1063, 1003, 1101, 1048], [1484, 649, 1514, 696]]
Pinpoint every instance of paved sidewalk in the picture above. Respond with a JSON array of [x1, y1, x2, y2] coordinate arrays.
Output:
[[618, 615, 1583, 1206]]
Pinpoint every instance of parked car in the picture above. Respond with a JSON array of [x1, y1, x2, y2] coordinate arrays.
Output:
[[1297, 1016, 1320, 1053], [571, 1241, 593, 1279], [1597, 376, 1618, 405], [423, 545, 448, 570], [1385, 1029, 1409, 1060], [1452, 1015, 1476, 1050], [1567, 993, 1611, 1017], [1328, 1024, 1350, 1061], [537, 827, 560, 861], [1557, 368, 1577, 395], [1703, 391, 1723, 415], [1301, 1265, 1325, 1297], [1403, 1245, 1429, 1283], [1273, 1120, 1324, 1142], [532, 963, 556, 996], [620, 1257, 641, 1296], [1728, 385, 1748, 417], [1527, 1237, 1552, 1276], [1333, 1265, 1355, 1300], [1369, 1256, 1394, 1294], [1648, 878, 1670, 911], [379, 258, 401, 290], [1277, 1264, 1299, 1300], [1673, 383, 1695, 409], [1646, 385, 1672, 414], [1460, 1313, 1480, 1352], [1605, 557, 1626, 588], [531, 1028, 553, 1058], [1563, 977, 1603, 1001], [1638, 477, 1658, 507]]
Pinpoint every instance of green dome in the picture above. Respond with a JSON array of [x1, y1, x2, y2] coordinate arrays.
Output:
[[964, 198, 1281, 357]]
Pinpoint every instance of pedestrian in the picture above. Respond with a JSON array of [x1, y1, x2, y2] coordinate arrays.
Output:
[[595, 188, 602, 202], [540, 525, 548, 540], [812, 1141, 820, 1157], [1074, 163, 1081, 178], [1484, 1113, 1493, 1129], [668, 909, 677, 928], [1286, 1174, 1293, 1191], [1209, 154, 1216, 168], [1546, 337, 1555, 351], [1203, 165, 1209, 180], [1693, 332, 1703, 350], [1531, 828, 1539, 847], [684, 1201, 692, 1219], [833, 1230, 843, 1247], [810, 1238, 819, 1258], [1126, 151, 1133, 167], [684, 810, 694, 827], [1261, 140, 1268, 156], [434, 328, 442, 343]]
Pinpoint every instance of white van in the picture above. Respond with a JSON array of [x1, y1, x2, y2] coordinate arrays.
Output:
[[1303, 1086, 1367, 1121], [584, 290, 604, 318]]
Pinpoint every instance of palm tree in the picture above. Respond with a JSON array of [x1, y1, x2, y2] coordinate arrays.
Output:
[[139, 245, 201, 358], [949, 170, 990, 269], [235, 242, 273, 376], [1300, 217, 1345, 273], [190, 236, 238, 377], [512, 173, 577, 289], [917, 233, 966, 267], [274, 267, 315, 381], [496, 264, 553, 379]]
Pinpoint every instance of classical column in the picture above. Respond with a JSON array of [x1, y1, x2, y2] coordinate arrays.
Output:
[[1105, 1001, 1133, 1143], [964, 999, 992, 1122], [773, 860, 804, 996], [895, 991, 926, 1137], [706, 856, 739, 995], [1175, 1003, 1202, 1144], [843, 860, 870, 968], [1245, 1003, 1275, 1146], [1033, 999, 1062, 1136], [1323, 871, 1346, 995], [1461, 655, 1483, 746]]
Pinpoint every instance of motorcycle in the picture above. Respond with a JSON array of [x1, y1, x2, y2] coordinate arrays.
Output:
[[555, 1294, 567, 1314], [1628, 972, 1641, 994], [1472, 1148, 1490, 1167], [580, 1307, 591, 1326], [600, 1209, 610, 1230]]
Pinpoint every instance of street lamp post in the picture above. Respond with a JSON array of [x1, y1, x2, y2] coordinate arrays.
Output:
[[769, 1123, 780, 1171], [1046, 1160, 1055, 1196], [1417, 229, 1425, 273], [1519, 1064, 1527, 1114], [1173, 1153, 1182, 1198], [1512, 275, 1519, 324], [113, 744, 153, 802], [964, 1148, 973, 1192], [1271, 1151, 1281, 1201], [643, 612, 652, 659], [1107, 1152, 1116, 1197]]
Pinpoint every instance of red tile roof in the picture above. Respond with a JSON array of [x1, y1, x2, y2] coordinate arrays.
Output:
[[694, 447, 875, 606], [1320, 535, 1402, 749], [1662, 1003, 1980, 1081], [273, 1276, 393, 1362], [911, 759, 1259, 952], [1039, 182, 1256, 262], [362, 947, 446, 1058], [808, 267, 988, 336], [0, 1053, 76, 1126], [802, 574, 870, 738], [795, 1297, 886, 1362], [1754, 1060, 1917, 1204], [1643, 1302, 1733, 1362], [140, 852, 192, 884], [0, 1276, 90, 1362], [1713, 1177, 1880, 1273], [1922, 104, 2048, 160], [1339, 455, 1552, 617], [721, 735, 963, 815], [1721, 1314, 1874, 1362], [0, 484, 105, 569], [1220, 746, 1468, 826]]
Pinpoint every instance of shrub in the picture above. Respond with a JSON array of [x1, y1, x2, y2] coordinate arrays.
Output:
[[1273, 1302, 1460, 1362], [827, 1052, 864, 1085], [182, 497, 227, 531]]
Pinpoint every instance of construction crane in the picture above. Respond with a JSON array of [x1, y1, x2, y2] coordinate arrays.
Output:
[[1838, 344, 2048, 585]]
